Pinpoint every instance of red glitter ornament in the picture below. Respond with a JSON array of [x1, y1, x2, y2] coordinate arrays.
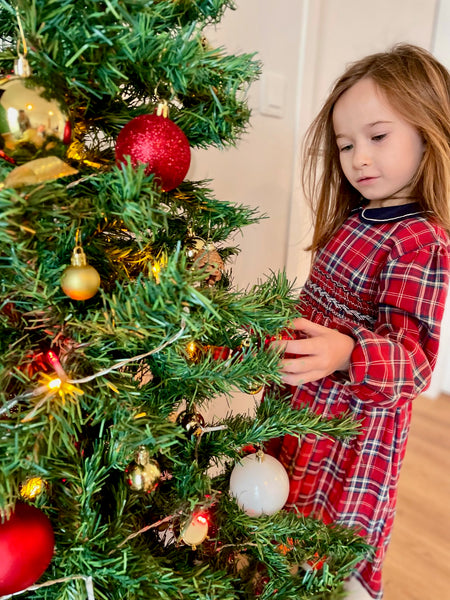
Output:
[[0, 503, 55, 595], [115, 112, 191, 191]]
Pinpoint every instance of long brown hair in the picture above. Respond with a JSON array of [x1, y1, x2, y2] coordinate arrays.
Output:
[[302, 44, 450, 255]]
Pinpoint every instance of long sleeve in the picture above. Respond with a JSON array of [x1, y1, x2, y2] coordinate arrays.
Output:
[[343, 243, 449, 407]]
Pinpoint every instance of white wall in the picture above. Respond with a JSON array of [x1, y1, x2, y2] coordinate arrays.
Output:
[[433, 0, 450, 70], [190, 0, 306, 420], [187, 0, 304, 288]]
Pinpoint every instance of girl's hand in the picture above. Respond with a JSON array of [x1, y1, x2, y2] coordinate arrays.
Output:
[[277, 317, 355, 386]]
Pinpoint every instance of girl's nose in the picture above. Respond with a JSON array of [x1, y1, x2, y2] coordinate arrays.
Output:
[[352, 145, 371, 168]]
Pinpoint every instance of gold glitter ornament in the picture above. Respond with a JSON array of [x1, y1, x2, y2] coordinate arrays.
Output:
[[60, 243, 101, 301], [126, 446, 161, 493]]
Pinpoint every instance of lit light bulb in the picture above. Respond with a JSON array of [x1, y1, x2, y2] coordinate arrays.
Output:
[[20, 476, 46, 500], [46, 350, 66, 379], [47, 377, 62, 390], [152, 260, 162, 282], [150, 254, 167, 283], [187, 341, 197, 356]]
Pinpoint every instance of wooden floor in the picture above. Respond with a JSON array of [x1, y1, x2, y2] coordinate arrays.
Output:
[[383, 393, 450, 600]]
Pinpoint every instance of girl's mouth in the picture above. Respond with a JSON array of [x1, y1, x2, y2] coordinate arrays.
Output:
[[357, 176, 378, 184]]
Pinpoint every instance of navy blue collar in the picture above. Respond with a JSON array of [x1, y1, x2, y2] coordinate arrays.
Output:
[[357, 202, 422, 224]]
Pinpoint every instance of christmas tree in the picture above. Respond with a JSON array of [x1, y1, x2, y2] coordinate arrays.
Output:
[[0, 2, 370, 599]]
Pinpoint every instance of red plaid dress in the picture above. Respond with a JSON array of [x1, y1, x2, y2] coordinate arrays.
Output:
[[268, 202, 450, 598]]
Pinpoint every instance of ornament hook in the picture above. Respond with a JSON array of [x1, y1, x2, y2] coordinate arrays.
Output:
[[15, 7, 28, 57], [156, 99, 169, 118], [14, 7, 31, 77]]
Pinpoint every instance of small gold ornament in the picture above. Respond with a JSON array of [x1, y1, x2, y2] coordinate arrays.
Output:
[[186, 237, 224, 285], [61, 241, 101, 301], [126, 446, 161, 493], [185, 340, 204, 363], [19, 476, 47, 500], [245, 382, 264, 395], [180, 512, 209, 549], [176, 409, 205, 438]]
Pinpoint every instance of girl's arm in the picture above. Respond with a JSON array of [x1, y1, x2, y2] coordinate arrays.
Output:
[[278, 242, 450, 408]]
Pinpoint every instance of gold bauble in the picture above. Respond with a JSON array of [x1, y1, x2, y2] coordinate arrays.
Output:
[[185, 340, 204, 363], [61, 244, 100, 300], [176, 409, 205, 438], [246, 382, 264, 395], [126, 447, 161, 493]]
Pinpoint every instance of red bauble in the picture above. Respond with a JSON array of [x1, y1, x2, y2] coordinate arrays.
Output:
[[115, 113, 191, 191], [63, 120, 72, 145], [0, 503, 55, 595]]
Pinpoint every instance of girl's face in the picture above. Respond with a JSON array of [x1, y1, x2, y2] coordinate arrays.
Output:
[[332, 77, 424, 207]]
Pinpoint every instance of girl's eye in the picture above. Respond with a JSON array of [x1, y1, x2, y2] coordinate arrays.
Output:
[[339, 144, 352, 152], [372, 133, 387, 142]]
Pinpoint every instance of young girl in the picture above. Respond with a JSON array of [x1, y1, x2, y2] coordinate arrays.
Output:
[[268, 44, 450, 599]]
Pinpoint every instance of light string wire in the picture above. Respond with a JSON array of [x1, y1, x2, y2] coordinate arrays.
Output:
[[0, 575, 95, 600], [67, 322, 186, 384], [0, 323, 186, 416], [111, 513, 176, 552]]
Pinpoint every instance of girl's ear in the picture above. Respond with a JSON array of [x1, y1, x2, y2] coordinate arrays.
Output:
[[420, 136, 427, 154]]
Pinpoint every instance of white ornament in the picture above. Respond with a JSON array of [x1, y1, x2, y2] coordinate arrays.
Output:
[[229, 451, 290, 517]]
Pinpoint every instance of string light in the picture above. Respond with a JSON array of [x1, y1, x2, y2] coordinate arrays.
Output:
[[67, 323, 186, 384], [46, 350, 66, 379], [1, 325, 186, 417], [150, 253, 167, 284], [47, 378, 62, 390], [196, 514, 208, 525], [20, 476, 46, 500], [152, 261, 162, 280], [4, 574, 95, 599], [180, 510, 210, 548]]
